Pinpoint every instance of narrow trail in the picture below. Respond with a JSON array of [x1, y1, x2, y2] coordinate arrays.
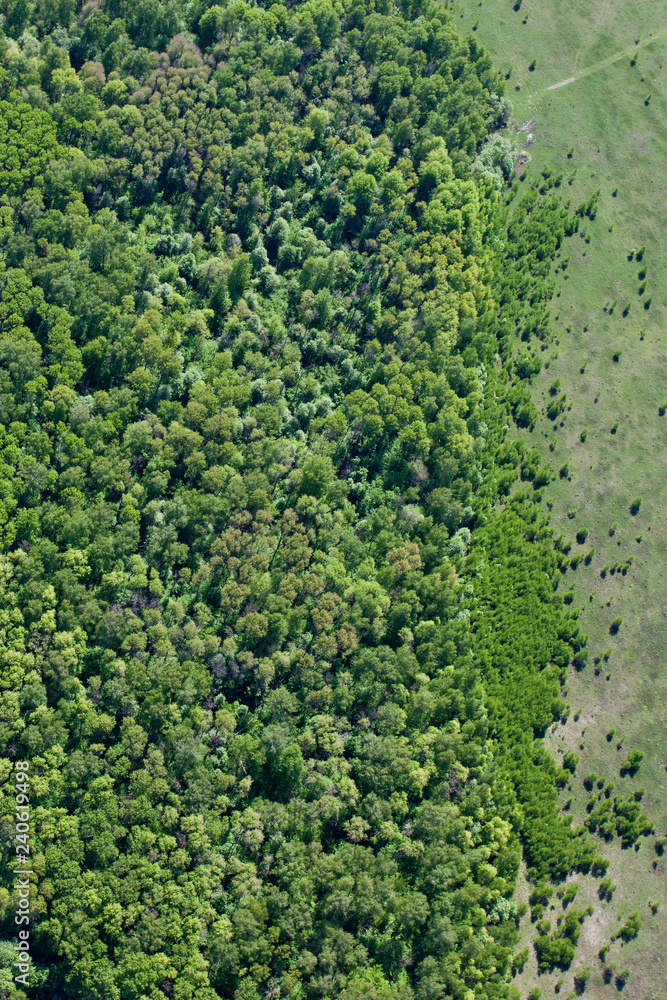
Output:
[[535, 28, 667, 96]]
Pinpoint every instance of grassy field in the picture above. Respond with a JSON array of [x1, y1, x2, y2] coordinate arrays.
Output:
[[453, 0, 667, 996]]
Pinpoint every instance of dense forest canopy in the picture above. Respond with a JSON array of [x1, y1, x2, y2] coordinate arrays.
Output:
[[0, 0, 603, 998]]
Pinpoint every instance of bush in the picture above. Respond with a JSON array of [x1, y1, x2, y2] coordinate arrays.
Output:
[[598, 876, 616, 901], [612, 911, 642, 942], [630, 495, 642, 514], [562, 883, 579, 906], [610, 616, 622, 634], [620, 749, 643, 776], [573, 966, 591, 991], [529, 885, 553, 906], [535, 933, 576, 971]]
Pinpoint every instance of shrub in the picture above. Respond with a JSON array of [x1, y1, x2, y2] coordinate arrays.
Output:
[[620, 749, 643, 776], [612, 911, 642, 942], [598, 876, 616, 900], [591, 856, 609, 876], [562, 883, 579, 906], [529, 885, 553, 906], [580, 427, 588, 441], [535, 933, 576, 971], [630, 495, 642, 514], [548, 394, 567, 419], [610, 616, 623, 634], [573, 966, 591, 991]]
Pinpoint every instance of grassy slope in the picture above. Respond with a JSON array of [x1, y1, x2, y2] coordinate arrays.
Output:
[[453, 1, 667, 997]]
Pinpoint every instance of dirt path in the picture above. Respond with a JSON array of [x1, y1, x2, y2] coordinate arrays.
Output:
[[547, 76, 576, 90], [542, 29, 667, 93]]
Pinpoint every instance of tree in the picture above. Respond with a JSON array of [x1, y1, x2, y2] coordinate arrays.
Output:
[[0, 5, 598, 998], [346, 170, 378, 216], [227, 254, 252, 302]]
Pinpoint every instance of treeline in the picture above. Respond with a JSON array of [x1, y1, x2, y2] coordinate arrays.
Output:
[[0, 1, 599, 998]]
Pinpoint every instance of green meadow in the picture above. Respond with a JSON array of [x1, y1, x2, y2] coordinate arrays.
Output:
[[456, 0, 667, 995]]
